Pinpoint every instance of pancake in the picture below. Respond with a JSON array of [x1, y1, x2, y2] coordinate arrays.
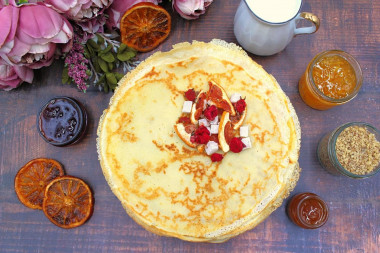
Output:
[[97, 40, 301, 242]]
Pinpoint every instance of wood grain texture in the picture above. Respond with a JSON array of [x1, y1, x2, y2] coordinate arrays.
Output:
[[0, 0, 379, 252]]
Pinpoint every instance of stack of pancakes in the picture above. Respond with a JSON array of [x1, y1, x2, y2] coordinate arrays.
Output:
[[97, 40, 301, 242]]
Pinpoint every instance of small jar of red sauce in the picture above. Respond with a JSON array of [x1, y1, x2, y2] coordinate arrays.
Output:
[[299, 50, 362, 110], [287, 193, 328, 229], [38, 97, 87, 146]]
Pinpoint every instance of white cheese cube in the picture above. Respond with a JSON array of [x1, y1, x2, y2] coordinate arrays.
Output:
[[209, 115, 218, 125], [240, 125, 249, 137], [241, 137, 252, 150], [210, 124, 219, 134], [205, 141, 219, 155], [230, 93, 242, 103], [182, 101, 193, 113], [199, 118, 210, 127]]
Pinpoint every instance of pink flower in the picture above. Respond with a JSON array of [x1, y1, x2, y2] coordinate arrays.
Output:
[[173, 0, 213, 20], [78, 14, 107, 35], [0, 62, 34, 91], [64, 39, 90, 92], [106, 0, 160, 29], [0, 3, 73, 69], [45, 0, 113, 22]]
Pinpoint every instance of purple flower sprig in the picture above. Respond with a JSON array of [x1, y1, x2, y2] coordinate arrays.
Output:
[[62, 37, 90, 92]]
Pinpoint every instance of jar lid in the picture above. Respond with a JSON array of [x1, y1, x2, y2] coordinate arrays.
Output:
[[329, 122, 380, 178], [308, 50, 363, 104], [37, 97, 87, 146], [287, 192, 329, 229]]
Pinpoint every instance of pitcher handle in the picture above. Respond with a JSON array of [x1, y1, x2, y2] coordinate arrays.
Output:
[[294, 12, 320, 36]]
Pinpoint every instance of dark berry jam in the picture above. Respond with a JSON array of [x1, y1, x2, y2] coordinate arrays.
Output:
[[38, 97, 87, 146]]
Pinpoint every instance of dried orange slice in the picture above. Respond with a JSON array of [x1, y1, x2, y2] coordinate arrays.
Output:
[[42, 176, 93, 229], [190, 91, 207, 124], [120, 2, 171, 52], [207, 81, 236, 116], [231, 105, 247, 130], [174, 123, 197, 148], [15, 158, 64, 210], [218, 111, 237, 152]]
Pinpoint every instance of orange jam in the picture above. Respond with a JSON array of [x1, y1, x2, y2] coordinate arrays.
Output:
[[298, 50, 362, 110], [287, 193, 329, 229], [312, 55, 356, 99]]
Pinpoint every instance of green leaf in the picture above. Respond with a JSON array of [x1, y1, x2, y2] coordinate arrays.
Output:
[[86, 45, 95, 57], [103, 82, 109, 93], [83, 47, 90, 59], [117, 51, 136, 61], [86, 69, 92, 77], [100, 52, 115, 63], [96, 34, 105, 45], [98, 58, 109, 73], [109, 83, 117, 91], [88, 39, 100, 50], [17, 0, 28, 4], [98, 74, 106, 85], [118, 43, 127, 54], [103, 44, 113, 54], [92, 58, 100, 73], [106, 72, 118, 86], [115, 73, 124, 81], [108, 61, 114, 71], [62, 67, 69, 84]]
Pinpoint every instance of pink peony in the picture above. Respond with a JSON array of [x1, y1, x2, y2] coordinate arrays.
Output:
[[172, 0, 213, 20], [0, 62, 34, 91], [78, 14, 107, 34], [0, 3, 73, 69], [45, 0, 114, 22], [106, 0, 160, 29]]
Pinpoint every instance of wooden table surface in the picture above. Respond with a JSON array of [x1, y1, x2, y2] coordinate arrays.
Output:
[[1, 0, 379, 252]]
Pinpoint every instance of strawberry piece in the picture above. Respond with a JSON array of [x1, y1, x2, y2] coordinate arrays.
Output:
[[235, 99, 246, 114], [190, 125, 210, 144], [204, 105, 218, 121], [211, 153, 224, 162], [185, 89, 196, 101], [229, 137, 245, 153]]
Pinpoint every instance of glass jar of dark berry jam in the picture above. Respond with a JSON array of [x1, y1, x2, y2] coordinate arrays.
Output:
[[38, 97, 87, 146], [287, 192, 329, 229]]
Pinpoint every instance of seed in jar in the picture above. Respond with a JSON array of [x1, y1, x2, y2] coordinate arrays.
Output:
[[335, 126, 380, 175]]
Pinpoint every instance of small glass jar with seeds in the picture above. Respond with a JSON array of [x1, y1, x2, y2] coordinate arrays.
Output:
[[317, 122, 380, 178]]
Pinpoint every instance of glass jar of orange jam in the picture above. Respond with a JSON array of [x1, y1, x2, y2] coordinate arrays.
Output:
[[299, 50, 362, 110], [287, 193, 329, 229]]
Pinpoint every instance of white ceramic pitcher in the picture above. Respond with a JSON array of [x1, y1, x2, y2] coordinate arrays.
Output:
[[234, 0, 320, 56]]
